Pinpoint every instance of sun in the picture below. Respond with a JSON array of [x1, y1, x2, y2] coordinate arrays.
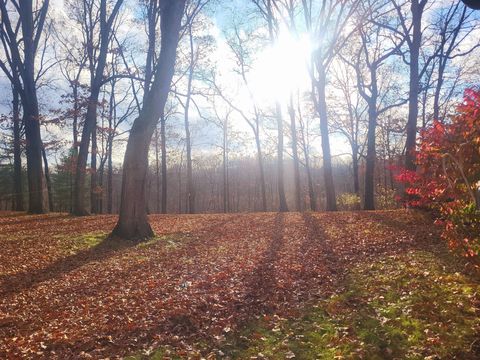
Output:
[[250, 31, 312, 103]]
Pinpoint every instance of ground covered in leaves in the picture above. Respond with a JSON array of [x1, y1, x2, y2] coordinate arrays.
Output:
[[0, 210, 478, 359]]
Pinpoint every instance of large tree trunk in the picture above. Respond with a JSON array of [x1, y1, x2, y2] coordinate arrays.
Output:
[[19, 1, 47, 214], [289, 95, 302, 211], [112, 0, 186, 240], [316, 67, 337, 211], [405, 1, 424, 172], [12, 86, 24, 211], [23, 97, 46, 213]]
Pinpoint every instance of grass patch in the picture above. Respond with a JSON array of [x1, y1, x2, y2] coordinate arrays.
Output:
[[136, 234, 185, 250], [60, 232, 107, 254], [126, 249, 480, 359], [220, 250, 480, 359]]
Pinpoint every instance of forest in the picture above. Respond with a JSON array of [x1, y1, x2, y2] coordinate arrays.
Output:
[[0, 0, 479, 358]]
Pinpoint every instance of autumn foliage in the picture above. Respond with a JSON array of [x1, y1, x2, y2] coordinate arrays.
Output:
[[396, 88, 480, 263]]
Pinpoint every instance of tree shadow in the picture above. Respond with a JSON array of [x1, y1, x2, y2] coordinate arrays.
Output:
[[300, 212, 346, 293], [366, 211, 441, 249], [0, 236, 135, 296], [241, 212, 285, 315]]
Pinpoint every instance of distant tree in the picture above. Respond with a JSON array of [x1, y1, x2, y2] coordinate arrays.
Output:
[[343, 1, 406, 210], [431, 2, 479, 123], [300, 0, 360, 211], [209, 23, 269, 211], [252, 0, 289, 212]]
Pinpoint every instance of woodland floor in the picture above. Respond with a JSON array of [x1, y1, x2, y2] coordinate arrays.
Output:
[[0, 210, 479, 359]]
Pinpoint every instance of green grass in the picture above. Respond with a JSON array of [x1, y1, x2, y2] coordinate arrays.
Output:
[[60, 232, 107, 254], [130, 248, 479, 359], [222, 250, 480, 359]]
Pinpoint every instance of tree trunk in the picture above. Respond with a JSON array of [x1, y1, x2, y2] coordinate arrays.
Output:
[[12, 86, 24, 211], [112, 0, 186, 240], [275, 102, 288, 212], [364, 68, 378, 211], [160, 114, 167, 214], [433, 61, 445, 122], [154, 126, 160, 213], [23, 99, 46, 213], [90, 125, 98, 213], [107, 134, 113, 214], [364, 101, 377, 210], [255, 132, 267, 211], [41, 145, 54, 212], [289, 95, 302, 211], [184, 25, 195, 214], [316, 67, 337, 211], [19, 0, 47, 214], [73, 0, 123, 215], [405, 1, 423, 172], [352, 143, 360, 195], [223, 121, 229, 213], [73, 87, 100, 215]]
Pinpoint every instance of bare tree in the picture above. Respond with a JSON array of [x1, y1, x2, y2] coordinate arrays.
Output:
[[112, 0, 186, 240], [72, 0, 124, 215], [300, 0, 360, 211], [209, 24, 269, 211], [343, 1, 406, 209], [251, 0, 289, 212], [0, 0, 50, 213], [431, 2, 479, 123]]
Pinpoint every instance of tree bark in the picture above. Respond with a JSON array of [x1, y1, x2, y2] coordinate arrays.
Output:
[[90, 125, 98, 213], [19, 0, 48, 214], [364, 101, 377, 210], [160, 114, 167, 214], [112, 0, 186, 240], [223, 119, 229, 213], [107, 134, 113, 214], [41, 145, 54, 212], [184, 25, 195, 214], [364, 67, 378, 211], [405, 0, 424, 172], [315, 67, 337, 211], [276, 102, 288, 212], [255, 132, 267, 211], [352, 144, 360, 195], [289, 95, 302, 211], [12, 86, 24, 211]]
